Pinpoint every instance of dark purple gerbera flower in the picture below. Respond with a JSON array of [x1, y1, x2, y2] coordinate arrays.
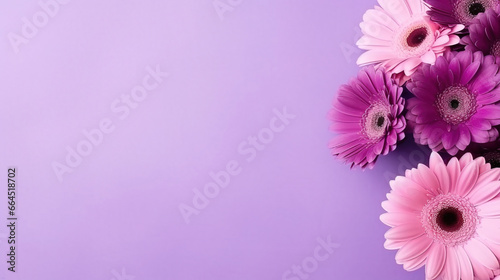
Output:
[[425, 0, 498, 26], [406, 50, 500, 155], [329, 66, 406, 169], [462, 6, 500, 56]]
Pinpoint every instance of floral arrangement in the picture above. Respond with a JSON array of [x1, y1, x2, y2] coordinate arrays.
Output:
[[329, 0, 500, 279]]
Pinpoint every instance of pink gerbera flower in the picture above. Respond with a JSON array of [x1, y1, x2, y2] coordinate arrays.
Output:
[[356, 0, 463, 84], [425, 0, 499, 26], [328, 66, 406, 169], [382, 152, 500, 279], [406, 50, 500, 155]]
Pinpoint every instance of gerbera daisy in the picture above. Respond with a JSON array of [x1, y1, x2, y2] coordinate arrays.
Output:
[[381, 152, 500, 279], [425, 0, 498, 26], [356, 0, 463, 84], [328, 66, 406, 169], [406, 50, 500, 155], [462, 6, 500, 57]]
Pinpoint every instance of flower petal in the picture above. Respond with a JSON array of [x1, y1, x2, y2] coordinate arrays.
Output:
[[426, 243, 447, 280], [456, 246, 474, 280], [464, 238, 499, 270], [444, 246, 460, 280], [455, 160, 479, 196], [384, 223, 425, 241], [395, 234, 433, 264], [477, 198, 500, 217], [468, 181, 500, 205]]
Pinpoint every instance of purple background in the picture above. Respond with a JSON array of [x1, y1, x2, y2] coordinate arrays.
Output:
[[1, 0, 428, 279]]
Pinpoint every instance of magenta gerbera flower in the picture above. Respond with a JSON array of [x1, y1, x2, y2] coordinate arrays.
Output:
[[462, 6, 500, 57], [328, 66, 406, 169], [356, 0, 463, 84], [382, 152, 500, 279], [425, 0, 498, 26], [406, 50, 500, 155]]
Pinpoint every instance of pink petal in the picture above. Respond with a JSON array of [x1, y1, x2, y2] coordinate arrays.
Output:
[[464, 238, 499, 270], [469, 252, 495, 280], [477, 222, 500, 245], [443, 247, 460, 280], [421, 50, 437, 64], [477, 198, 500, 218], [452, 24, 465, 33], [380, 212, 418, 227], [383, 197, 423, 214], [455, 161, 479, 196], [447, 157, 461, 193], [426, 243, 447, 280], [357, 50, 396, 65], [403, 253, 427, 271], [456, 246, 474, 280], [429, 151, 445, 169], [446, 34, 461, 46], [459, 153, 474, 169], [433, 34, 452, 47], [390, 176, 430, 207], [468, 181, 500, 205], [384, 238, 407, 250], [384, 223, 425, 241], [414, 164, 440, 196], [434, 161, 450, 194], [475, 168, 500, 190], [473, 157, 489, 174], [476, 237, 500, 262], [395, 235, 433, 264]]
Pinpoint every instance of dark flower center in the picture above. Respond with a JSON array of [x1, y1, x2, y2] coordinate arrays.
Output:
[[362, 104, 390, 140], [436, 207, 464, 232], [469, 3, 485, 15], [376, 116, 385, 127], [436, 86, 477, 125], [406, 27, 428, 48]]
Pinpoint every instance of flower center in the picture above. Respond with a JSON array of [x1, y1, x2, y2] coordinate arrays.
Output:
[[421, 194, 479, 246], [406, 27, 428, 48], [469, 2, 486, 15], [484, 151, 500, 168], [435, 86, 477, 125], [490, 41, 500, 57], [436, 207, 464, 232], [396, 22, 435, 58], [361, 102, 390, 141], [454, 0, 492, 24], [376, 116, 385, 127]]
